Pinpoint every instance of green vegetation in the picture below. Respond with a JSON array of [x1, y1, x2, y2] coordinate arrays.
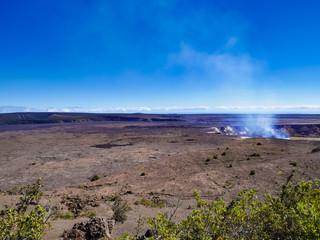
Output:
[[290, 161, 298, 167], [251, 153, 261, 157], [140, 172, 146, 176], [250, 170, 256, 175], [61, 197, 89, 217], [118, 179, 320, 240], [53, 211, 75, 220], [0, 179, 52, 240], [224, 180, 233, 189], [90, 174, 101, 181], [2, 175, 320, 240], [54, 210, 96, 220], [107, 194, 121, 201], [82, 211, 97, 218], [112, 195, 131, 223], [213, 155, 218, 159], [257, 142, 263, 146]]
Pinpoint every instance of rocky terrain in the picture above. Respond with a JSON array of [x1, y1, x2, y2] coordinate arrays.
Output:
[[0, 114, 319, 239]]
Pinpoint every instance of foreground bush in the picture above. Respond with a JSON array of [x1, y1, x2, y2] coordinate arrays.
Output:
[[119, 179, 320, 240], [0, 179, 52, 240], [112, 195, 131, 223]]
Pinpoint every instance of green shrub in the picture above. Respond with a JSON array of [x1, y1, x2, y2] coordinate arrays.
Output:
[[53, 211, 75, 220], [61, 197, 89, 217], [82, 211, 97, 218], [117, 179, 320, 240], [257, 142, 262, 146], [112, 195, 131, 223], [54, 210, 96, 219], [107, 194, 121, 201], [250, 170, 256, 175], [0, 179, 52, 240], [140, 172, 146, 176], [251, 153, 260, 157], [90, 175, 100, 181], [225, 180, 233, 189], [290, 161, 297, 167]]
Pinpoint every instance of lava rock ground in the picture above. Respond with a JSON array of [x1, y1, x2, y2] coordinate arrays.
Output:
[[0, 118, 319, 239]]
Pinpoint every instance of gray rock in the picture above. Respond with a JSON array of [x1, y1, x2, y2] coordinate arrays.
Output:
[[62, 217, 110, 240]]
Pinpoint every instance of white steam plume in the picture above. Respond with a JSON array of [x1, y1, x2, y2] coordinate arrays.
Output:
[[241, 115, 290, 139]]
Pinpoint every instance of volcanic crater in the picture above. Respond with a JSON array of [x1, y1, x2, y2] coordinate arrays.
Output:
[[0, 113, 319, 239]]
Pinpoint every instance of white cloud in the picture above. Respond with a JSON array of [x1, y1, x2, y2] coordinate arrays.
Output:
[[0, 106, 211, 114], [47, 108, 60, 112], [0, 106, 35, 113], [1, 105, 319, 114], [215, 105, 320, 110], [49, 106, 210, 113], [152, 106, 210, 111]]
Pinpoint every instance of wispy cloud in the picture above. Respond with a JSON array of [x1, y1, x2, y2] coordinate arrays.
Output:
[[0, 106, 210, 114], [52, 106, 211, 113], [215, 105, 320, 111], [169, 43, 261, 86], [225, 37, 238, 49], [152, 106, 210, 111], [0, 106, 37, 113], [1, 105, 319, 114], [167, 43, 263, 104]]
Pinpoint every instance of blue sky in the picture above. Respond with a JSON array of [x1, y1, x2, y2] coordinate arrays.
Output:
[[1, 0, 320, 113]]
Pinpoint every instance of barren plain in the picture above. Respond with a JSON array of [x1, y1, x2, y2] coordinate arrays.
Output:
[[0, 114, 319, 239]]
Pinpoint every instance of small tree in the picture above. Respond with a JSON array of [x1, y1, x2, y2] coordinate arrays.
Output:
[[0, 179, 52, 240]]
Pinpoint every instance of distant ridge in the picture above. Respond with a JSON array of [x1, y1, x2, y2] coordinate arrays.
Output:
[[1, 112, 320, 126], [0, 112, 184, 125]]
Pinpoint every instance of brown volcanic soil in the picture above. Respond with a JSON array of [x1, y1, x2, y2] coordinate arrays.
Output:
[[0, 119, 320, 239], [0, 122, 231, 191]]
